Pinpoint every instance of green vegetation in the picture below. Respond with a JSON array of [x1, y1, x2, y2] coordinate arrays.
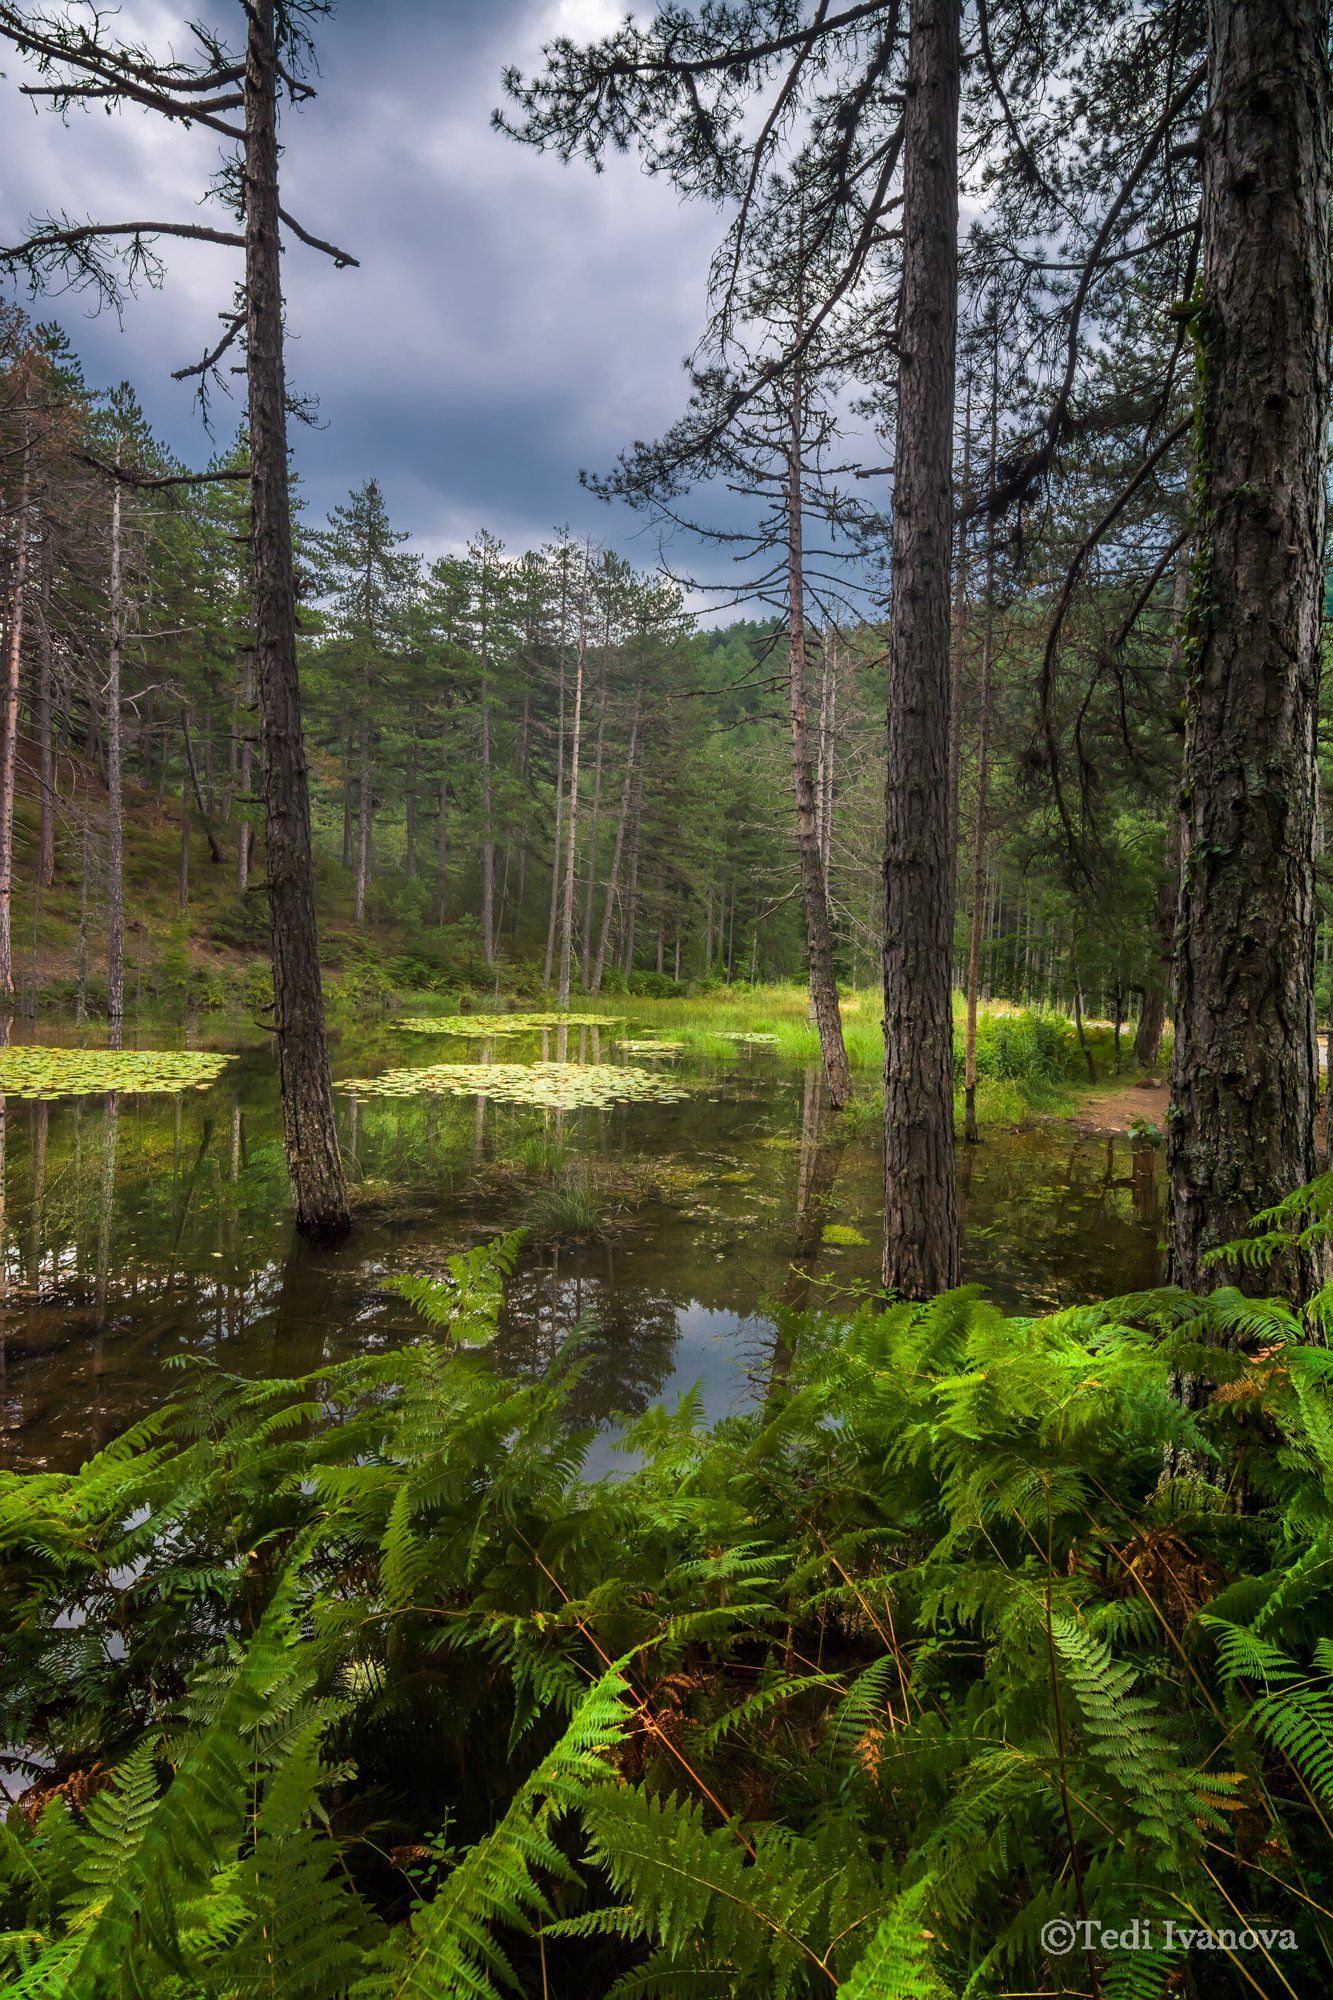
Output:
[[3, 1232, 1329, 1996], [339, 1060, 690, 1110], [0, 1046, 233, 1099]]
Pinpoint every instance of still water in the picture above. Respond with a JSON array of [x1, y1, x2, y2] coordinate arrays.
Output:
[[0, 1014, 1165, 1471]]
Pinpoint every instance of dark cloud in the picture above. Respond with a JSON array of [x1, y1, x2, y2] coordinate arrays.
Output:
[[0, 0, 717, 561]]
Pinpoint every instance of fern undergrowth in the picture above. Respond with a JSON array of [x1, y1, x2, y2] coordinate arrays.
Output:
[[2, 1234, 1332, 1997]]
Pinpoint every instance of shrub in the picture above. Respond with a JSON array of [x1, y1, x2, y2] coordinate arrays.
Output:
[[2, 1230, 1330, 1996]]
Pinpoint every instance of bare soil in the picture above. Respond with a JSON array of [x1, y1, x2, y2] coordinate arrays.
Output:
[[1074, 1076, 1168, 1137]]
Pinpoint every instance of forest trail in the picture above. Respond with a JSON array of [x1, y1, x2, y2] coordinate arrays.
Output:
[[1073, 1076, 1168, 1136]]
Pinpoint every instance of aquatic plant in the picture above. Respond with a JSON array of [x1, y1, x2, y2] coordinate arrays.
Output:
[[617, 1038, 684, 1056], [340, 1060, 687, 1109], [0, 1045, 234, 1100], [394, 1012, 622, 1036], [821, 1221, 868, 1246], [1, 1250, 1330, 1995]]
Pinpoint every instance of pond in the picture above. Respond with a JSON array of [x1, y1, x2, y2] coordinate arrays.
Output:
[[0, 1012, 1165, 1471]]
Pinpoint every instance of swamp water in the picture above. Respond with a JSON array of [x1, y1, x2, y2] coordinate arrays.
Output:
[[0, 1014, 1164, 1471]]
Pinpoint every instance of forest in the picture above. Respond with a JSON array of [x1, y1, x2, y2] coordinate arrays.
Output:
[[0, 1, 1331, 1996]]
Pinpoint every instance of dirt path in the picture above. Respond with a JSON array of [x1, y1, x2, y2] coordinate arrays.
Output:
[[1073, 1076, 1168, 1136]]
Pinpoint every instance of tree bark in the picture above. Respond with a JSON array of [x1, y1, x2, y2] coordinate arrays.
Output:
[[592, 705, 639, 992], [0, 409, 31, 1005], [105, 471, 125, 1047], [36, 520, 55, 890], [962, 414, 998, 1144], [237, 646, 254, 893], [945, 388, 971, 865], [245, 0, 349, 1239], [1168, 0, 1331, 1296], [787, 372, 852, 1108], [557, 578, 586, 1009], [1135, 557, 1190, 1069], [881, 0, 962, 1297]]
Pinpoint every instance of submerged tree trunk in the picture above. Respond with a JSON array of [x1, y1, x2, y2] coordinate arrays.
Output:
[[0, 412, 31, 1005], [245, 0, 349, 1239], [881, 0, 962, 1297], [105, 473, 125, 1048], [1168, 0, 1331, 1296], [787, 371, 852, 1110]]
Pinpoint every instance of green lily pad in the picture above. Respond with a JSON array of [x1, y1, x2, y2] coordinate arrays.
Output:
[[618, 1039, 684, 1056], [340, 1060, 687, 1110], [394, 1012, 621, 1036], [0, 1046, 234, 1101]]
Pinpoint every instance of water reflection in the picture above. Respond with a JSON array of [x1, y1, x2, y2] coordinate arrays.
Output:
[[0, 1023, 1164, 1470]]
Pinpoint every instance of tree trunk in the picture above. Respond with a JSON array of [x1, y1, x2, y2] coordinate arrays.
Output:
[[881, 0, 962, 1297], [962, 421, 998, 1144], [1134, 556, 1190, 1069], [1168, 0, 1331, 1296], [237, 647, 254, 893], [946, 387, 972, 865], [543, 569, 569, 989], [557, 582, 586, 1009], [105, 472, 125, 1048], [581, 689, 605, 986], [478, 566, 496, 964], [36, 521, 55, 890], [622, 770, 641, 977], [355, 698, 371, 927], [245, 0, 349, 1239], [182, 709, 224, 863], [592, 705, 639, 992], [178, 760, 190, 910], [434, 776, 449, 924], [0, 411, 30, 1005], [787, 371, 852, 1108], [402, 720, 418, 876]]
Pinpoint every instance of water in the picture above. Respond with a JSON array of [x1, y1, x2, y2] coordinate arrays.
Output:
[[0, 1014, 1164, 1471]]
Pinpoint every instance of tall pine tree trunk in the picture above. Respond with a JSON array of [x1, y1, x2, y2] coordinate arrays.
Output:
[[882, 0, 961, 1297], [237, 646, 254, 893], [36, 521, 54, 891], [1135, 558, 1189, 1069], [592, 705, 639, 992], [963, 369, 999, 1144], [245, 0, 349, 1239], [1168, 0, 1331, 1296], [105, 472, 125, 1048], [557, 586, 586, 1009], [786, 373, 852, 1108], [581, 691, 605, 986], [0, 409, 31, 1005]]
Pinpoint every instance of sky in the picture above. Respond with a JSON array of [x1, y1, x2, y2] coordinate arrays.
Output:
[[0, 0, 749, 583]]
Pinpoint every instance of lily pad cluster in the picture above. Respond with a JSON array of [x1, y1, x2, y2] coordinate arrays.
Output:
[[394, 1012, 620, 1037], [722, 1031, 779, 1047], [0, 1046, 234, 1101], [340, 1060, 687, 1109], [618, 1039, 684, 1057]]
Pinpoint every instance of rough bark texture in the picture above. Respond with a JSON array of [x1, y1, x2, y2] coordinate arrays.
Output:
[[0, 414, 29, 1003], [787, 382, 852, 1109], [105, 474, 124, 1046], [36, 523, 55, 891], [557, 606, 585, 1010], [1168, 0, 1331, 1296], [881, 0, 961, 1297], [245, 0, 349, 1239]]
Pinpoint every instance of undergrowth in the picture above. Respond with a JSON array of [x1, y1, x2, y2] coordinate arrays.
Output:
[[3, 1233, 1330, 1996]]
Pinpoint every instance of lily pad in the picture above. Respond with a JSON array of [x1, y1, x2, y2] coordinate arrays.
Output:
[[721, 1031, 779, 1046], [618, 1039, 684, 1057], [0, 1046, 234, 1101], [340, 1061, 687, 1110], [394, 1012, 621, 1036]]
